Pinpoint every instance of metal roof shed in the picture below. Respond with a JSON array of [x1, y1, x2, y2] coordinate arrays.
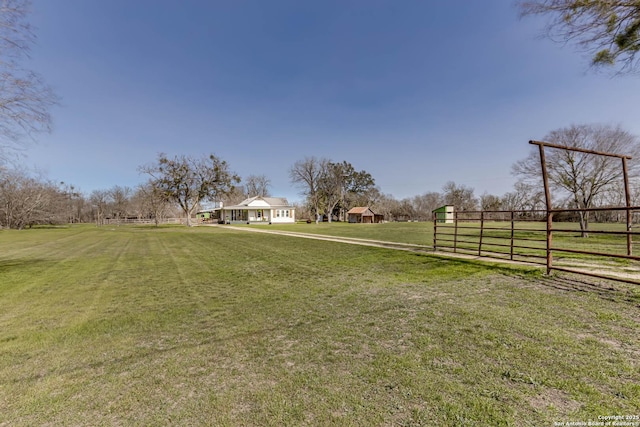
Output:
[[432, 205, 454, 223], [347, 207, 383, 223]]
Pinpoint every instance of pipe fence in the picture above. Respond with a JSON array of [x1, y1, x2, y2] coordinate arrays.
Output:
[[433, 207, 640, 285]]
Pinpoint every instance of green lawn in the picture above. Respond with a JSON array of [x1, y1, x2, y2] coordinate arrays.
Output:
[[253, 221, 435, 246], [256, 221, 639, 267], [1, 225, 639, 425]]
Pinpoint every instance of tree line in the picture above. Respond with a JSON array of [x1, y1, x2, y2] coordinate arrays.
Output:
[[2, 122, 639, 230]]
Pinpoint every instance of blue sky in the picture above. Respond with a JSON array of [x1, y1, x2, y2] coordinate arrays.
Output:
[[24, 0, 640, 203]]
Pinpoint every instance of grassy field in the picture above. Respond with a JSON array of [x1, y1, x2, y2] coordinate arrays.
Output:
[[1, 224, 639, 425], [258, 221, 640, 266], [254, 221, 435, 246]]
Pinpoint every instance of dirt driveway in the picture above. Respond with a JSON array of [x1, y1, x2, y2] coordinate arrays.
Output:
[[209, 224, 640, 284]]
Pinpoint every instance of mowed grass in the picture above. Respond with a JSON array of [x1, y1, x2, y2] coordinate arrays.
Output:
[[261, 221, 640, 266], [252, 221, 434, 246], [1, 225, 639, 426], [254, 220, 634, 250]]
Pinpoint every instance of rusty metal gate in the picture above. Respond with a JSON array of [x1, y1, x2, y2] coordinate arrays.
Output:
[[433, 141, 640, 285]]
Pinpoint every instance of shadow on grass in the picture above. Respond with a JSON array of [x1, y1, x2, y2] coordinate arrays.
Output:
[[0, 258, 52, 273], [423, 251, 640, 304], [537, 273, 640, 304], [20, 225, 71, 230]]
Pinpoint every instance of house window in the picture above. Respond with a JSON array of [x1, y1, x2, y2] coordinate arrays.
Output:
[[285, 210, 289, 217]]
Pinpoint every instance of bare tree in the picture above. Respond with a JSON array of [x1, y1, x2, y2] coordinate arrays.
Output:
[[372, 193, 400, 222], [89, 189, 109, 226], [394, 198, 417, 221], [519, 0, 640, 74], [55, 181, 83, 224], [501, 182, 545, 214], [108, 185, 131, 225], [221, 185, 247, 206], [0, 0, 57, 161], [480, 192, 502, 211], [243, 174, 271, 198], [0, 167, 62, 228], [442, 181, 478, 211], [293, 201, 312, 222], [412, 192, 444, 221], [289, 156, 329, 223], [139, 153, 239, 227], [132, 182, 171, 227], [319, 162, 346, 223], [513, 124, 640, 235], [291, 159, 377, 223]]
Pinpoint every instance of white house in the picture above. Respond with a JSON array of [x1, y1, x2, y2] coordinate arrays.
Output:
[[216, 196, 295, 224]]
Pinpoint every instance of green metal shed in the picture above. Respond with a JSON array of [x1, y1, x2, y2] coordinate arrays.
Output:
[[432, 205, 454, 223]]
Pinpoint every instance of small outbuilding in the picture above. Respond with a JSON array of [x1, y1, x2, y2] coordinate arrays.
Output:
[[347, 207, 384, 224], [196, 210, 214, 222], [432, 205, 454, 223]]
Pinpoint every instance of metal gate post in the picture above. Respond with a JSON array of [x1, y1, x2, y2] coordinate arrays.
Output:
[[453, 210, 458, 253], [510, 210, 515, 261], [546, 212, 553, 275], [622, 157, 632, 256], [478, 210, 484, 256], [433, 211, 437, 251], [532, 141, 554, 275]]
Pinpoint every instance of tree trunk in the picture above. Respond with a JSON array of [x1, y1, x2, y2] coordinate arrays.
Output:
[[185, 203, 198, 227], [578, 211, 589, 238]]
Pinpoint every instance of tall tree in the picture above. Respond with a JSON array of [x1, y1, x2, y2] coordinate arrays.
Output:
[[108, 185, 131, 225], [89, 189, 109, 226], [341, 162, 376, 214], [290, 159, 377, 223], [412, 192, 444, 221], [132, 182, 171, 227], [501, 182, 545, 213], [57, 181, 82, 224], [513, 124, 640, 236], [0, 0, 57, 161], [519, 0, 640, 73], [372, 193, 400, 222], [442, 181, 478, 211], [289, 156, 329, 223], [139, 153, 239, 227], [480, 192, 502, 211], [220, 185, 247, 207], [0, 167, 62, 229], [319, 162, 347, 223], [243, 174, 271, 198]]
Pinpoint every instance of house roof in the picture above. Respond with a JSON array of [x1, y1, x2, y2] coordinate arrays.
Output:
[[347, 207, 375, 215], [220, 196, 292, 210], [432, 205, 454, 212], [240, 196, 289, 206]]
